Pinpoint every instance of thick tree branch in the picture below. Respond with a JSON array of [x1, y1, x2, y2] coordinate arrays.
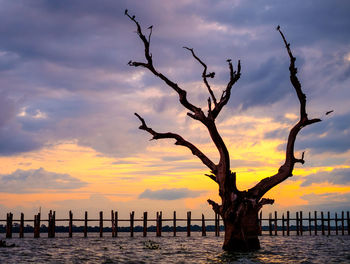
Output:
[[207, 199, 222, 215], [248, 27, 322, 199], [135, 113, 217, 173], [125, 10, 205, 120], [127, 11, 235, 199], [257, 198, 274, 210], [183, 47, 217, 108], [205, 173, 218, 183]]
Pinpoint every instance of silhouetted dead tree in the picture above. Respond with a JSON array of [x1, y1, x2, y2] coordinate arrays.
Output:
[[126, 11, 322, 251]]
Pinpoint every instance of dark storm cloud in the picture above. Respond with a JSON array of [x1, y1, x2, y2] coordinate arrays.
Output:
[[300, 192, 350, 212], [0, 94, 42, 155], [295, 111, 350, 154], [0, 0, 349, 160], [139, 188, 204, 200], [301, 168, 350, 187], [235, 57, 292, 109], [0, 167, 87, 193]]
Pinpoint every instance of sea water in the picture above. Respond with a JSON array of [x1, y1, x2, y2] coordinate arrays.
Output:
[[0, 232, 349, 263]]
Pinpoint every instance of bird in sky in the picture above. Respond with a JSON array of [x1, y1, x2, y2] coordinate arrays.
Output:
[[326, 110, 334, 115]]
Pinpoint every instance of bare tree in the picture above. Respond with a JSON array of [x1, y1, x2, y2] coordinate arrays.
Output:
[[126, 11, 322, 251]]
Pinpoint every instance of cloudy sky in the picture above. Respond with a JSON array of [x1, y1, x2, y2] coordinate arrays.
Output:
[[0, 0, 349, 220]]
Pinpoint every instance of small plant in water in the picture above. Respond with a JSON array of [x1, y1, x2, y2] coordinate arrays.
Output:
[[143, 240, 161, 250]]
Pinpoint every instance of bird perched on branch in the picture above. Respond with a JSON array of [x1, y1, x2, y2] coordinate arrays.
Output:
[[124, 9, 128, 15], [148, 25, 153, 29], [276, 25, 280, 31], [205, 72, 215, 78]]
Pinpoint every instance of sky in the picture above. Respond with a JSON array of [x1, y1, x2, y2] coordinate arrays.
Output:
[[0, 0, 350, 221]]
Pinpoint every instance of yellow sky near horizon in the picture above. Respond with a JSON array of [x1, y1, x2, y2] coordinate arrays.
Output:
[[1, 112, 349, 218]]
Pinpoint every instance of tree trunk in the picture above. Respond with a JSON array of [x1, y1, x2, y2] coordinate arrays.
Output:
[[222, 201, 261, 251], [127, 12, 323, 252]]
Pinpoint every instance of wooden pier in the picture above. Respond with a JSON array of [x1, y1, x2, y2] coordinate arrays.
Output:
[[1, 210, 349, 238]]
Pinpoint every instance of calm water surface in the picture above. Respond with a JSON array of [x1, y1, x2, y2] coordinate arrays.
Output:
[[0, 233, 349, 263]]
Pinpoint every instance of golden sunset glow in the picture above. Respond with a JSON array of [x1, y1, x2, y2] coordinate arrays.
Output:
[[1, 1, 349, 222]]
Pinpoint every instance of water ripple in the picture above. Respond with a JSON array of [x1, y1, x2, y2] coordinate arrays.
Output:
[[0, 233, 349, 263]]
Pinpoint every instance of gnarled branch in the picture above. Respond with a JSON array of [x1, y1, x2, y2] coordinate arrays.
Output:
[[207, 199, 222, 215], [249, 27, 322, 199], [205, 173, 218, 183], [211, 60, 241, 119], [183, 47, 217, 109], [135, 113, 217, 173], [125, 10, 205, 121], [257, 198, 274, 210]]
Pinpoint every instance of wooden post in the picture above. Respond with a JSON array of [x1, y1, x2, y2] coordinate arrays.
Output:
[[321, 211, 325, 235], [49, 210, 55, 238], [201, 214, 206, 236], [327, 211, 331, 236], [335, 213, 338, 235], [130, 211, 134, 237], [341, 211, 344, 235], [48, 210, 51, 238], [99, 211, 103, 237], [300, 211, 303, 236], [111, 210, 115, 237], [20, 213, 24, 238], [143, 212, 147, 237], [156, 212, 160, 237], [34, 214, 37, 238], [69, 210, 73, 238], [187, 211, 191, 237], [34, 213, 41, 238], [274, 211, 277, 236], [314, 211, 317, 235], [53, 211, 56, 238], [38, 212, 41, 238], [217, 213, 220, 237], [48, 211, 51, 238], [115, 211, 118, 237], [48, 210, 53, 238], [287, 211, 290, 236], [308, 212, 311, 236], [259, 211, 262, 236], [6, 212, 13, 238], [268, 213, 272, 236], [296, 212, 299, 236], [282, 213, 285, 236], [347, 211, 350, 235], [159, 211, 162, 237], [84, 211, 88, 238], [173, 211, 176, 237], [215, 213, 219, 237]]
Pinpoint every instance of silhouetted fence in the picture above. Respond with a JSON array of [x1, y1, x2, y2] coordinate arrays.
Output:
[[1, 210, 349, 238], [263, 210, 350, 236], [1, 210, 220, 238]]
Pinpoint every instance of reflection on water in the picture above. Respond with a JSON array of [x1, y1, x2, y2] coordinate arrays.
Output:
[[0, 233, 349, 263]]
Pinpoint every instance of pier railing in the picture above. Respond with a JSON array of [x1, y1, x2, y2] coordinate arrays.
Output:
[[1, 210, 349, 238]]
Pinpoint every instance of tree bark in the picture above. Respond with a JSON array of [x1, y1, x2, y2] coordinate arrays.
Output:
[[126, 12, 322, 251]]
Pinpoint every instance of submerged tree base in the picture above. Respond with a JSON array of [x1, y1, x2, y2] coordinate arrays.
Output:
[[223, 237, 260, 252]]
